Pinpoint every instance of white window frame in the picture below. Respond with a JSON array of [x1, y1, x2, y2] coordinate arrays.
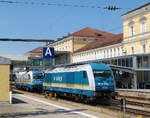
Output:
[[142, 44, 146, 53], [140, 18, 146, 33], [129, 22, 135, 37], [131, 47, 134, 54], [118, 48, 120, 56]]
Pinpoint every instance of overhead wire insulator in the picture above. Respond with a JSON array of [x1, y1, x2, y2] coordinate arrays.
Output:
[[103, 6, 121, 10]]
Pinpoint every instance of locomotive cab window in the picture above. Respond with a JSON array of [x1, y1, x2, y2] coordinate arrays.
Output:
[[83, 71, 87, 78], [33, 73, 44, 79], [93, 70, 113, 79], [28, 74, 31, 80]]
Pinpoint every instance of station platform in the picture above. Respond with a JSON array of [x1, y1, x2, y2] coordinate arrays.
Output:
[[116, 89, 150, 99], [0, 92, 115, 118]]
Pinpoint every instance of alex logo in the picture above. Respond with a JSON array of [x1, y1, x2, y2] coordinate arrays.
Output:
[[43, 47, 55, 59], [54, 77, 62, 82], [98, 83, 109, 85]]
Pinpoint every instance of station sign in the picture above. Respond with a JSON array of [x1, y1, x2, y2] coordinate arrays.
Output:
[[43, 47, 55, 59]]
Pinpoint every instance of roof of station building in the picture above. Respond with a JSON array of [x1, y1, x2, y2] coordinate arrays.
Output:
[[70, 27, 115, 38], [56, 27, 116, 41], [75, 33, 123, 53], [26, 46, 43, 54]]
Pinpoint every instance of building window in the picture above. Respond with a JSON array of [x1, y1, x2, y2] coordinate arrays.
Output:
[[107, 50, 109, 58], [114, 48, 116, 56], [143, 72, 148, 82], [129, 22, 134, 37], [110, 49, 112, 57], [131, 47, 134, 54], [140, 18, 146, 33], [118, 48, 120, 56], [142, 44, 146, 53], [104, 51, 105, 58]]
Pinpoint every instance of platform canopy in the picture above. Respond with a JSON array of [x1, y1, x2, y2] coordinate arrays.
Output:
[[0, 56, 11, 65]]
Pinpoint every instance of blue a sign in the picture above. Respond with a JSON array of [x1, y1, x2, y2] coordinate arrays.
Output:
[[43, 47, 55, 59]]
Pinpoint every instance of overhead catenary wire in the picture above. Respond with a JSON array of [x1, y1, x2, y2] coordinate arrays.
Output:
[[0, 0, 149, 41], [0, 0, 127, 10]]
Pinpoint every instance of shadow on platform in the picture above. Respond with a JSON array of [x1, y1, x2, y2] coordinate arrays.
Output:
[[0, 109, 87, 117], [12, 98, 27, 104], [12, 90, 24, 94]]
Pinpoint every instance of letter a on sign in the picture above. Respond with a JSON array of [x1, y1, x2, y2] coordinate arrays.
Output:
[[45, 48, 52, 56], [43, 47, 55, 59]]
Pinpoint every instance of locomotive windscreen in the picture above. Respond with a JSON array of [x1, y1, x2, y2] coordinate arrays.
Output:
[[93, 70, 113, 79]]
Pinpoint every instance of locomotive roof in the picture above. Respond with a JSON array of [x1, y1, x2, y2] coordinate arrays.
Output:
[[89, 63, 111, 70], [32, 70, 43, 74], [45, 63, 111, 73]]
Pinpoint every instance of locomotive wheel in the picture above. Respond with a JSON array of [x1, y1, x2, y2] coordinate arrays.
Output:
[[44, 91, 53, 99], [26, 87, 31, 92]]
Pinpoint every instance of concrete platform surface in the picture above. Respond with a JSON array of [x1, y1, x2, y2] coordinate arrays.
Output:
[[0, 93, 114, 118]]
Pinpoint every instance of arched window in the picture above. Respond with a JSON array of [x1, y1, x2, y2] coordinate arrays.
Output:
[[129, 21, 135, 37], [140, 17, 146, 33], [110, 49, 112, 57], [131, 47, 134, 54], [142, 44, 146, 53], [118, 48, 120, 56], [104, 50, 105, 58]]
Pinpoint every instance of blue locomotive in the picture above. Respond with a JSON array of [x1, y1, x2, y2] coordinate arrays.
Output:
[[43, 63, 116, 100], [15, 70, 44, 91]]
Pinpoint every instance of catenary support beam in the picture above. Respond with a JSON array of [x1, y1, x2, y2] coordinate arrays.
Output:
[[0, 38, 54, 43]]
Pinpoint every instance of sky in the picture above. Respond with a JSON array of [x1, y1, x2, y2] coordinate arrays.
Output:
[[0, 0, 149, 55]]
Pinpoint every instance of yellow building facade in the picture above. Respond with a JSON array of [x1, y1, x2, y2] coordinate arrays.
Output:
[[52, 27, 116, 63], [53, 36, 96, 53], [122, 3, 150, 55], [73, 40, 123, 63], [121, 3, 150, 89], [0, 56, 11, 103]]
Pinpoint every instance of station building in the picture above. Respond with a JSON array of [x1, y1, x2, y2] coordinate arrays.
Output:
[[25, 46, 71, 68], [26, 27, 118, 66], [0, 56, 11, 103], [52, 27, 118, 63], [121, 2, 150, 89], [26, 2, 150, 90], [72, 34, 123, 63], [72, 2, 150, 89]]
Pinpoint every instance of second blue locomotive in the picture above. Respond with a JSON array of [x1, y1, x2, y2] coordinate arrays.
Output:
[[15, 70, 44, 91]]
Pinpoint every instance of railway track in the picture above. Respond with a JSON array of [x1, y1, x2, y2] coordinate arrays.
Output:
[[117, 95, 150, 102], [12, 89, 150, 118], [113, 98, 150, 108], [105, 106, 150, 117]]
